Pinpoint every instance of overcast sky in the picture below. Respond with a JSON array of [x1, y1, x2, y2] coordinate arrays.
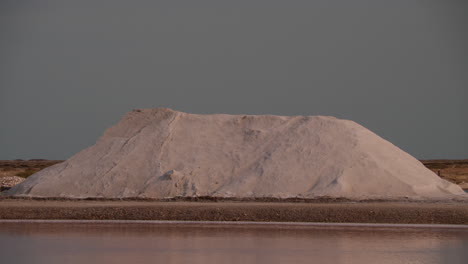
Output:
[[1, 0, 467, 160]]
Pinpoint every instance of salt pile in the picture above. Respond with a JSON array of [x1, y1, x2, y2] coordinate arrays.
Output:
[[8, 108, 465, 199]]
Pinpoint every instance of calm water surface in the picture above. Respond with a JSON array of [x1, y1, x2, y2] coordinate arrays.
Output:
[[0, 222, 467, 264]]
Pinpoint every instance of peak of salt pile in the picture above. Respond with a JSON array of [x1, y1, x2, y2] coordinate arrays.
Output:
[[9, 108, 465, 199]]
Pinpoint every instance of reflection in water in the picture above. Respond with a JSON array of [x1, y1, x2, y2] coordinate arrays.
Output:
[[0, 223, 467, 264]]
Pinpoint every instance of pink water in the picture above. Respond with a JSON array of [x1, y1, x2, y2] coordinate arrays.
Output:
[[0, 222, 467, 264]]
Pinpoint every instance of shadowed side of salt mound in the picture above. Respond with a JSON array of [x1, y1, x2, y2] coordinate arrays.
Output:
[[8, 108, 466, 199]]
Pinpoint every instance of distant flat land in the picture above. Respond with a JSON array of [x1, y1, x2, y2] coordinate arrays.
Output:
[[421, 160, 468, 189], [1, 159, 467, 190], [0, 160, 62, 179]]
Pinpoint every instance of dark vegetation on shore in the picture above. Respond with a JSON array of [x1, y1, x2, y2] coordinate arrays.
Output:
[[0, 160, 62, 178], [422, 160, 468, 189]]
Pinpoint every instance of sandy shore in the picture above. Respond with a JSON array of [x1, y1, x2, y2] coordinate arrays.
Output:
[[0, 198, 467, 225]]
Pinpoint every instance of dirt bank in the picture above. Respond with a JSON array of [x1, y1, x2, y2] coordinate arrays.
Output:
[[0, 199, 467, 225]]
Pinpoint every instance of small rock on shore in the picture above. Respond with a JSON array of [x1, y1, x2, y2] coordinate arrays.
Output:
[[1, 176, 25, 190]]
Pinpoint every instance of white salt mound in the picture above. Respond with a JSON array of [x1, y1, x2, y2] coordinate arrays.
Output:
[[8, 108, 465, 199]]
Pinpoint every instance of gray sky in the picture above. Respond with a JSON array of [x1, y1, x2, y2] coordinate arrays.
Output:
[[1, 0, 467, 160]]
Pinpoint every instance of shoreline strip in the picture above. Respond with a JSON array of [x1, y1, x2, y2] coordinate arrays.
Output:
[[1, 219, 468, 229], [2, 200, 467, 225]]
